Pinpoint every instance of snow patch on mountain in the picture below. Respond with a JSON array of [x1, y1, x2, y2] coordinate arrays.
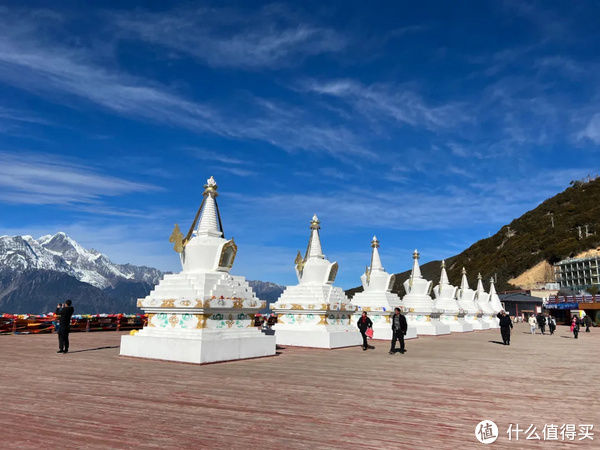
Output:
[[0, 232, 162, 289]]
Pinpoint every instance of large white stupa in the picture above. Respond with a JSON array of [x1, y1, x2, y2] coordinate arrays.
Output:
[[455, 268, 489, 330], [432, 261, 473, 332], [475, 273, 499, 328], [401, 250, 450, 335], [120, 176, 276, 364], [270, 215, 362, 348], [350, 237, 417, 340]]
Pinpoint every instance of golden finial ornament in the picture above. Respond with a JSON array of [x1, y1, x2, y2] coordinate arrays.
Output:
[[204, 176, 218, 197], [371, 235, 379, 248], [310, 214, 321, 230]]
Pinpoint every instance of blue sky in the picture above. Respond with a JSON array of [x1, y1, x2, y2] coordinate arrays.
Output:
[[1, 1, 599, 288]]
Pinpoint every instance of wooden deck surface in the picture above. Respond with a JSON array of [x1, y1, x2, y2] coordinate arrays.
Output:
[[1, 324, 598, 449]]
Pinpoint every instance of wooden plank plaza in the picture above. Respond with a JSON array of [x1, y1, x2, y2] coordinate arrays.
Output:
[[0, 324, 598, 449]]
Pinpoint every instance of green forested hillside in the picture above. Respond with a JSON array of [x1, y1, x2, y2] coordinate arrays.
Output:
[[348, 177, 600, 297]]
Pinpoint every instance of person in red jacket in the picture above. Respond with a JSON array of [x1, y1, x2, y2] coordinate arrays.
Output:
[[570, 316, 580, 339], [356, 311, 373, 351]]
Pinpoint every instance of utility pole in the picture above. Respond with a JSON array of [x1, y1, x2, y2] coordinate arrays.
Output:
[[577, 226, 582, 240]]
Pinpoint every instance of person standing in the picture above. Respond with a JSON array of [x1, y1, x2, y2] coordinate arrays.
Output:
[[56, 300, 74, 353], [537, 313, 546, 335], [548, 315, 556, 335], [389, 307, 408, 355], [528, 314, 537, 335], [570, 316, 580, 339], [583, 315, 592, 333], [356, 311, 373, 351], [497, 310, 513, 345]]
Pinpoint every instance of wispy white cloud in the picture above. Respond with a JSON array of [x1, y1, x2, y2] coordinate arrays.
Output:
[[0, 151, 161, 207], [0, 106, 51, 126], [578, 113, 600, 145], [0, 105, 54, 137], [300, 78, 471, 132], [0, 24, 218, 130], [111, 5, 346, 69], [214, 166, 257, 177], [186, 147, 249, 166], [0, 10, 367, 160], [226, 168, 590, 232]]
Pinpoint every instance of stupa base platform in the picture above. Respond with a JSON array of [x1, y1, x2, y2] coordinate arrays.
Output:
[[443, 319, 474, 333], [412, 322, 451, 335], [120, 331, 275, 364], [482, 319, 499, 329], [406, 312, 451, 336], [274, 328, 362, 349], [439, 314, 474, 332], [467, 320, 490, 330]]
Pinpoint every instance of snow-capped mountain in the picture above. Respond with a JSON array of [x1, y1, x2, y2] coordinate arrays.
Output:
[[0, 232, 284, 314], [0, 232, 162, 289]]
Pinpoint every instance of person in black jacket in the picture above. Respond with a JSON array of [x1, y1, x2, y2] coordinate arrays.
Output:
[[536, 313, 546, 335], [56, 299, 74, 353], [497, 310, 513, 345], [583, 315, 592, 332], [356, 311, 373, 351], [389, 307, 408, 355], [548, 314, 556, 335]]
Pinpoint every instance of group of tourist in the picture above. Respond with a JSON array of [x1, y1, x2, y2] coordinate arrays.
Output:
[[356, 308, 592, 352], [527, 313, 557, 335], [356, 308, 408, 354], [525, 311, 592, 339]]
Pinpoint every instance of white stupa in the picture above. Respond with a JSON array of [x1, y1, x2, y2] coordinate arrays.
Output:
[[350, 237, 417, 340], [271, 215, 362, 348], [120, 176, 276, 364], [489, 277, 504, 326], [475, 273, 499, 328], [432, 260, 473, 332], [401, 250, 450, 335], [455, 268, 489, 330]]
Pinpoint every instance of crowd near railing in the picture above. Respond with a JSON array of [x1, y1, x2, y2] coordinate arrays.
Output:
[[0, 313, 147, 334]]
